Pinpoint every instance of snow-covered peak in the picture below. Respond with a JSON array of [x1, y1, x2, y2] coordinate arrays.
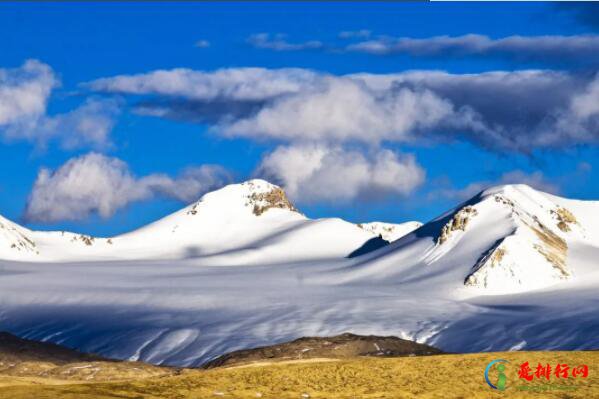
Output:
[[346, 183, 599, 296], [191, 179, 298, 218], [0, 179, 378, 263], [480, 183, 541, 197], [479, 184, 561, 213], [430, 184, 593, 293]]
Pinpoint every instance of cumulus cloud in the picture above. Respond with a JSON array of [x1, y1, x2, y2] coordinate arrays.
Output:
[[0, 60, 120, 150], [86, 66, 599, 152], [220, 77, 462, 143], [86, 67, 321, 127], [247, 33, 323, 51], [0, 59, 57, 125], [352, 70, 594, 151], [255, 144, 425, 202], [220, 69, 599, 151], [5, 98, 121, 150], [24, 153, 232, 222], [346, 34, 599, 62]]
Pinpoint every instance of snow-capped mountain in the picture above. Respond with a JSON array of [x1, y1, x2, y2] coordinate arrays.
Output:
[[0, 180, 394, 264], [344, 184, 599, 295], [0, 182, 598, 366]]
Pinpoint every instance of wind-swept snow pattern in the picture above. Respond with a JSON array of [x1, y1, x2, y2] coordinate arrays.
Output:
[[0, 182, 598, 366]]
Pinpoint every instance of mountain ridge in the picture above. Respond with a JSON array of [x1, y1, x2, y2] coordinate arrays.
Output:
[[337, 183, 599, 295], [0, 179, 419, 263], [1, 181, 598, 366]]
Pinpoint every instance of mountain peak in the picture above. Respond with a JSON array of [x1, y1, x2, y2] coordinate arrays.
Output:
[[193, 179, 298, 217], [479, 183, 556, 207], [430, 183, 584, 293]]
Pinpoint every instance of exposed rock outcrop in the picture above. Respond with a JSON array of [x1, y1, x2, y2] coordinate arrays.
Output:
[[552, 206, 578, 233], [437, 206, 478, 245], [248, 186, 298, 216]]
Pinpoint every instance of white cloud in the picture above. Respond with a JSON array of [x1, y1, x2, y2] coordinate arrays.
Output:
[[255, 144, 425, 202], [87, 66, 599, 151], [24, 153, 232, 222], [0, 59, 57, 126], [346, 34, 599, 61], [247, 33, 323, 51], [86, 67, 319, 101], [135, 165, 233, 203], [220, 77, 460, 144], [0, 60, 120, 150], [5, 98, 121, 150], [570, 74, 599, 120]]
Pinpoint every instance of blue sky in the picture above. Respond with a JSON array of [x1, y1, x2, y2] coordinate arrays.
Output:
[[1, 2, 599, 236]]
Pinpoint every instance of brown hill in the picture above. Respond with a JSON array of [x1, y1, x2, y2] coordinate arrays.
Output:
[[203, 332, 443, 368], [0, 331, 172, 381]]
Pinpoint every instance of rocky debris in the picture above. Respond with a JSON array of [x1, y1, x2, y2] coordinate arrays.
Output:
[[494, 194, 515, 208], [187, 202, 200, 216], [18, 233, 36, 248], [358, 223, 395, 237], [247, 187, 298, 216], [478, 246, 507, 268], [551, 206, 578, 233], [357, 221, 422, 243], [1, 221, 38, 254], [437, 206, 478, 245], [202, 333, 442, 368], [71, 234, 95, 246]]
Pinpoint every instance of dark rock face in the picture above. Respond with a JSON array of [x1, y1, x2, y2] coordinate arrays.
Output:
[[202, 332, 443, 368]]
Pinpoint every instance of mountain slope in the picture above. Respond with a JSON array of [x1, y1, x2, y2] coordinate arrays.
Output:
[[344, 184, 599, 295], [0, 180, 383, 264], [0, 184, 598, 366], [0, 216, 39, 261]]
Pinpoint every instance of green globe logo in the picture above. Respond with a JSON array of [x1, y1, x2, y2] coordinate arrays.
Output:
[[485, 359, 509, 390]]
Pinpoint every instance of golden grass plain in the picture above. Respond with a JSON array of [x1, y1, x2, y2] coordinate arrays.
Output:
[[1, 351, 597, 399]]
